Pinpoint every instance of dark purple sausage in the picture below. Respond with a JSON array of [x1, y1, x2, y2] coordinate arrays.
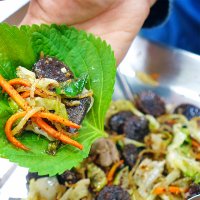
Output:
[[174, 104, 200, 120], [136, 91, 166, 117], [108, 111, 134, 134], [96, 185, 131, 200], [187, 183, 200, 199], [33, 57, 91, 129], [57, 170, 78, 185], [65, 97, 92, 125], [122, 144, 141, 168], [33, 57, 74, 82], [123, 116, 149, 142]]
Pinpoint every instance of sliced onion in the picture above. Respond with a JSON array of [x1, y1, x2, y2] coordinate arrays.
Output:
[[30, 79, 37, 100], [12, 107, 43, 136]]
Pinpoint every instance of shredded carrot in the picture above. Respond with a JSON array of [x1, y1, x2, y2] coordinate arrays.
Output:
[[195, 153, 200, 160], [150, 73, 160, 81], [192, 139, 200, 148], [153, 187, 166, 195], [8, 78, 31, 87], [5, 112, 30, 151], [169, 186, 182, 194], [34, 112, 80, 129], [35, 89, 48, 98], [107, 160, 124, 184], [32, 117, 83, 150], [7, 110, 81, 129], [20, 89, 54, 98], [21, 91, 31, 98], [166, 119, 177, 126], [153, 186, 182, 195], [0, 75, 29, 110], [9, 78, 55, 98], [5, 110, 81, 150], [0, 75, 83, 151]]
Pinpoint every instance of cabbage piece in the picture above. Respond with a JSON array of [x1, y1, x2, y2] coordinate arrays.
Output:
[[36, 78, 59, 90], [131, 189, 145, 200], [26, 97, 68, 119], [87, 163, 107, 192], [17, 66, 36, 84], [26, 122, 54, 141], [164, 169, 181, 185], [168, 124, 188, 151], [60, 179, 91, 200], [167, 123, 200, 183], [133, 158, 165, 198], [189, 117, 200, 142], [146, 114, 160, 132], [146, 132, 172, 151], [27, 177, 65, 200], [113, 166, 129, 189], [167, 150, 200, 183]]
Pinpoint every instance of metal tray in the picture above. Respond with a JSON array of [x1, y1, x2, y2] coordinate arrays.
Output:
[[1, 36, 200, 199], [114, 37, 200, 106]]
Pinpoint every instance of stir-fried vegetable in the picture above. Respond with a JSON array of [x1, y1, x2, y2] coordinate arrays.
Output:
[[87, 163, 107, 192], [25, 93, 200, 200]]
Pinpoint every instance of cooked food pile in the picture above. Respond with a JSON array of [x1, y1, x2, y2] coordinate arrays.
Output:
[[26, 91, 200, 200], [0, 56, 93, 152]]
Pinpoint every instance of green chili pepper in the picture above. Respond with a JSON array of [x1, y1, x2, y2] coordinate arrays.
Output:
[[56, 74, 88, 98]]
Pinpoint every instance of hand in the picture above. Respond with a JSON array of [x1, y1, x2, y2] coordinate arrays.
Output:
[[21, 0, 156, 63]]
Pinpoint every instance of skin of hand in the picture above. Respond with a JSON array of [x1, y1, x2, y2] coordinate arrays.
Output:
[[21, 0, 157, 64]]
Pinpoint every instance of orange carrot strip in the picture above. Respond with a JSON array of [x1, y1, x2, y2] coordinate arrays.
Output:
[[20, 90, 48, 98], [9, 78, 54, 98], [153, 187, 166, 195], [5, 112, 29, 151], [21, 91, 30, 98], [0, 75, 29, 110], [169, 186, 182, 194], [195, 153, 200, 160], [150, 73, 160, 81], [35, 112, 80, 129], [35, 89, 48, 97], [153, 186, 182, 195], [7, 109, 80, 129], [192, 139, 200, 148], [8, 78, 31, 87], [5, 111, 82, 150], [107, 160, 124, 183], [32, 117, 83, 150]]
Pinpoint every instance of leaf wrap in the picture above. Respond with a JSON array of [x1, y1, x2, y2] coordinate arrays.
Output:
[[0, 23, 116, 176]]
